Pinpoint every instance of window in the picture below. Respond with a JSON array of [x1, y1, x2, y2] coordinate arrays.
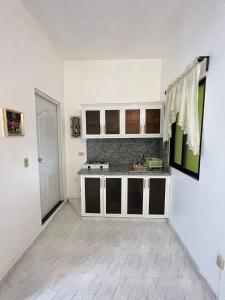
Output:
[[170, 78, 206, 179]]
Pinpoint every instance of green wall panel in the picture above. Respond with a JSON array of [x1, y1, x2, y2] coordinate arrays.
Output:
[[174, 123, 183, 165]]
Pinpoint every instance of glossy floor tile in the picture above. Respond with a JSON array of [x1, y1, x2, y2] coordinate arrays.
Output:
[[0, 203, 213, 300]]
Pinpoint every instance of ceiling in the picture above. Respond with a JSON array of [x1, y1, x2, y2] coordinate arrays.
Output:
[[22, 0, 194, 60]]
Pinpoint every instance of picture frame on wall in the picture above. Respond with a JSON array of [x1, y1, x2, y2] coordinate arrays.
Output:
[[0, 109, 4, 137], [3, 109, 25, 136]]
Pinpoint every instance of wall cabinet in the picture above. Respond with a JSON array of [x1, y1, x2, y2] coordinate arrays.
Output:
[[85, 110, 101, 135], [125, 109, 141, 134], [105, 110, 120, 135], [81, 102, 164, 138], [81, 175, 169, 218]]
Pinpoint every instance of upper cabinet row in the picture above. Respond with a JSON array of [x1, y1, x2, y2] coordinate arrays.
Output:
[[81, 103, 164, 138]]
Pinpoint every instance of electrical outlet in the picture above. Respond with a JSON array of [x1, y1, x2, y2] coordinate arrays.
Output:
[[24, 158, 29, 168], [217, 255, 224, 270]]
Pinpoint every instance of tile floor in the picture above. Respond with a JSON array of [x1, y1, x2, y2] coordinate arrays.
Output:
[[0, 203, 213, 300]]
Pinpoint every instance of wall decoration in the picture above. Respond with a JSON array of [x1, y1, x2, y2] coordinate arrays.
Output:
[[3, 109, 24, 136], [70, 116, 80, 137]]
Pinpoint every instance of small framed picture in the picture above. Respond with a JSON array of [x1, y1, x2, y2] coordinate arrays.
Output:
[[3, 109, 24, 136]]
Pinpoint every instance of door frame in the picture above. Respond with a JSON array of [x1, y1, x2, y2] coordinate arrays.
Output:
[[35, 88, 64, 208]]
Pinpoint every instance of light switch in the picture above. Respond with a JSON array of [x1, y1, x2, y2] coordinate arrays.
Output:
[[24, 158, 29, 168], [217, 255, 224, 270], [78, 152, 84, 156]]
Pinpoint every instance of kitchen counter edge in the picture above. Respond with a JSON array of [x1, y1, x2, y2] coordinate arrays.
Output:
[[78, 166, 171, 176]]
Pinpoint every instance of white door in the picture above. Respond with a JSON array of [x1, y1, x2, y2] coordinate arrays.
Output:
[[36, 94, 61, 219]]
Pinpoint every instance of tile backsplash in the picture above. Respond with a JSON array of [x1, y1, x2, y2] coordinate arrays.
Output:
[[87, 138, 169, 166]]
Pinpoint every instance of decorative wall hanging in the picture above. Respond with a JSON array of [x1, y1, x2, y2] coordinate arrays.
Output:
[[3, 109, 24, 136], [70, 116, 80, 137]]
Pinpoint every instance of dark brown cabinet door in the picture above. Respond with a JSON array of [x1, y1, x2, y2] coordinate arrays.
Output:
[[145, 109, 161, 134], [106, 178, 121, 214], [149, 178, 166, 215], [85, 178, 101, 213], [125, 110, 140, 134], [86, 110, 101, 135], [105, 110, 120, 134], [127, 178, 143, 214]]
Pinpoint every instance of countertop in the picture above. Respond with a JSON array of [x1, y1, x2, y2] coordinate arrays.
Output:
[[78, 165, 171, 176]]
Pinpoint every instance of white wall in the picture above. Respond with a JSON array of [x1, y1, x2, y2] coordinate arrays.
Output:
[[161, 0, 225, 298], [64, 59, 162, 198], [0, 0, 65, 281]]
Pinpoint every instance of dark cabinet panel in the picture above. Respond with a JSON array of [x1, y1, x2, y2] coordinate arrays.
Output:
[[105, 110, 120, 134], [149, 178, 165, 215], [85, 178, 101, 213], [127, 178, 143, 214], [86, 110, 100, 135], [145, 109, 161, 134], [106, 178, 121, 214], [125, 110, 140, 134]]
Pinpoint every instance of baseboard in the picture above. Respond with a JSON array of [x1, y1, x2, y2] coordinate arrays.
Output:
[[82, 216, 167, 222], [0, 199, 67, 287], [168, 220, 217, 300]]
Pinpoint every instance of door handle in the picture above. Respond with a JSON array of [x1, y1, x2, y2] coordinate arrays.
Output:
[[38, 157, 42, 162]]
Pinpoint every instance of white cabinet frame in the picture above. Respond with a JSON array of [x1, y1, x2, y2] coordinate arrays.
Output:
[[145, 175, 170, 219], [81, 175, 104, 216], [103, 175, 125, 217], [142, 105, 164, 138], [81, 174, 170, 219], [81, 102, 164, 139], [102, 107, 123, 138], [124, 176, 147, 217], [81, 107, 104, 139], [123, 106, 143, 138]]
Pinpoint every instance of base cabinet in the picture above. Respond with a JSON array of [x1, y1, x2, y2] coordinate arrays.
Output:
[[105, 177, 122, 215], [127, 177, 144, 215], [147, 178, 166, 216], [81, 176, 103, 215], [81, 175, 169, 218]]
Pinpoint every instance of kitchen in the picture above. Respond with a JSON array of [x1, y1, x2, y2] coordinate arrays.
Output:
[[0, 0, 224, 299], [78, 102, 170, 218]]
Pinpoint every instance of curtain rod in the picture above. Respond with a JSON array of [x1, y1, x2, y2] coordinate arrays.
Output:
[[164, 56, 210, 95]]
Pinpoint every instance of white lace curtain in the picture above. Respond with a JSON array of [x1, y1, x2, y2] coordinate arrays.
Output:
[[163, 61, 201, 155]]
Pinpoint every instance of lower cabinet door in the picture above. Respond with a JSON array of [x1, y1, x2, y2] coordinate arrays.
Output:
[[127, 178, 144, 215], [148, 178, 166, 215], [105, 177, 122, 214], [84, 177, 101, 214]]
